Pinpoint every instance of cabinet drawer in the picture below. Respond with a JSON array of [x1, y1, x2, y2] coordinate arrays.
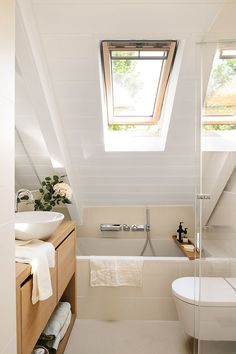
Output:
[[21, 267, 57, 354], [57, 231, 76, 300]]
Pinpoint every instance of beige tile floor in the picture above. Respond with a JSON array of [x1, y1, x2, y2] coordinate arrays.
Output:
[[64, 320, 193, 354]]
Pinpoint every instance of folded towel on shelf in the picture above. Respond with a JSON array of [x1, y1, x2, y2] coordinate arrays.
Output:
[[90, 256, 143, 287], [41, 310, 72, 352], [15, 240, 55, 304], [40, 302, 71, 340]]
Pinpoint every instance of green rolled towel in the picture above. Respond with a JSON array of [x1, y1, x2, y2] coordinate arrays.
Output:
[[42, 311, 72, 352], [40, 302, 71, 340]]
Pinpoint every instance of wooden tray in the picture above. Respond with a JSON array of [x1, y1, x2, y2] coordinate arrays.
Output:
[[172, 235, 200, 260]]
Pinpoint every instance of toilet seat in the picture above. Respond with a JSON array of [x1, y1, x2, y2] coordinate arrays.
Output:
[[172, 277, 236, 307]]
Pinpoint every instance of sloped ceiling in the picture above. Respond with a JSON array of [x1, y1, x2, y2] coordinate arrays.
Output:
[[16, 0, 225, 211]]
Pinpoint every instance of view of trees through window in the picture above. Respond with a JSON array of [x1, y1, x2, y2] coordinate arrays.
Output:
[[203, 49, 236, 131], [111, 51, 162, 118], [102, 41, 177, 131]]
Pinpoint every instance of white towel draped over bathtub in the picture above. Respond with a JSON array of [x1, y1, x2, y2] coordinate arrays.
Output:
[[90, 256, 143, 287]]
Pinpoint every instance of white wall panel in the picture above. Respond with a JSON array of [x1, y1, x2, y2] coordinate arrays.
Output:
[[15, 0, 225, 207], [0, 1, 16, 353], [32, 3, 223, 35]]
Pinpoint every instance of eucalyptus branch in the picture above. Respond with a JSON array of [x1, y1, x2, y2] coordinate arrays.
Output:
[[34, 175, 72, 211]]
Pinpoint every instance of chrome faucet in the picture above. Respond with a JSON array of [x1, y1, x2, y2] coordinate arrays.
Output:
[[131, 224, 147, 232], [15, 189, 34, 212]]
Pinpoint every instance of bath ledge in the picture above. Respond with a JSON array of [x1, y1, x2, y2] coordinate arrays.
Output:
[[172, 235, 200, 260]]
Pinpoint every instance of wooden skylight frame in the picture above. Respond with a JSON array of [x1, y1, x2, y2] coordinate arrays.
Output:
[[101, 40, 177, 125]]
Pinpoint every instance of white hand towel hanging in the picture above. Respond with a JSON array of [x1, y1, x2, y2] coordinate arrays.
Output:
[[90, 256, 143, 287]]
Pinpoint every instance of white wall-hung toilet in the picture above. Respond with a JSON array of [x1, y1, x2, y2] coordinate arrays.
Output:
[[172, 277, 236, 341]]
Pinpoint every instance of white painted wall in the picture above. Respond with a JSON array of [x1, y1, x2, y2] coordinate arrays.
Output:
[[0, 1, 16, 353], [15, 0, 225, 209]]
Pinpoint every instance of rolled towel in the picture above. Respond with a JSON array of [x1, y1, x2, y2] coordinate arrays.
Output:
[[41, 311, 72, 352], [90, 256, 143, 287], [15, 240, 55, 304], [40, 302, 71, 340]]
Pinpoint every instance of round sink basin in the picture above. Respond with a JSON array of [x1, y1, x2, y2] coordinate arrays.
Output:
[[15, 211, 65, 240]]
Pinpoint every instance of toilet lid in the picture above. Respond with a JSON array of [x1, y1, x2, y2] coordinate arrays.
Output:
[[172, 277, 236, 307]]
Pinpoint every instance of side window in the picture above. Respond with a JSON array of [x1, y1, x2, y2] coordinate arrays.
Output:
[[203, 48, 236, 130]]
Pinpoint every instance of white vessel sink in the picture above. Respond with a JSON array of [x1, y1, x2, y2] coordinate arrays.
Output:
[[15, 211, 64, 241]]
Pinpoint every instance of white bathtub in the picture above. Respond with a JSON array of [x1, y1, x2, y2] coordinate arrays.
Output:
[[76, 237, 196, 320], [77, 238, 185, 257], [76, 238, 228, 320]]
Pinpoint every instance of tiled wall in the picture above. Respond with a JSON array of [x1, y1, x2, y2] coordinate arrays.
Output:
[[77, 206, 195, 239], [77, 258, 230, 320], [0, 1, 16, 353]]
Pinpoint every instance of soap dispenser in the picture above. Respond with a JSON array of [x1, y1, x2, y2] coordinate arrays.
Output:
[[177, 222, 184, 243]]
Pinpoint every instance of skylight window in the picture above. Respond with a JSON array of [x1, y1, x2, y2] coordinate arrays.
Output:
[[101, 40, 177, 126], [203, 48, 236, 128]]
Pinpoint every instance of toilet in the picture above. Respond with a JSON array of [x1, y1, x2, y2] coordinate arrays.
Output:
[[172, 277, 236, 341]]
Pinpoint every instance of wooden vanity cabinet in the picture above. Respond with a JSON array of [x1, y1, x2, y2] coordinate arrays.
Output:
[[16, 221, 77, 354]]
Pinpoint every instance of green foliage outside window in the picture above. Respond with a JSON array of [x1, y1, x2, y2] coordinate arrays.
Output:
[[203, 124, 236, 131]]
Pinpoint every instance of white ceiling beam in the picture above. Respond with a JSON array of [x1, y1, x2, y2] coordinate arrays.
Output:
[[16, 0, 83, 224]]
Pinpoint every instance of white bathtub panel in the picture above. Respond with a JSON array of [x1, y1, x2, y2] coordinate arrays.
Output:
[[77, 296, 178, 320], [143, 261, 181, 297], [230, 259, 236, 277], [179, 261, 196, 277], [77, 259, 186, 298], [76, 257, 188, 319], [77, 261, 90, 297]]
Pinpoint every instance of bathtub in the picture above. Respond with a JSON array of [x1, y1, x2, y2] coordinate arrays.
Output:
[[77, 237, 185, 257], [76, 237, 198, 320], [76, 238, 229, 320]]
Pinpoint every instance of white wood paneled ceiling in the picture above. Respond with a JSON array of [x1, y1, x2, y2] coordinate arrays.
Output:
[[16, 0, 226, 211]]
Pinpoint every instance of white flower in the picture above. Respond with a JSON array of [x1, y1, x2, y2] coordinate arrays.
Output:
[[53, 182, 72, 200]]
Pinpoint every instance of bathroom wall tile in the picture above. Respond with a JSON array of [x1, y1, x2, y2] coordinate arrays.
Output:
[[78, 207, 146, 238], [77, 206, 195, 239], [149, 206, 195, 239]]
